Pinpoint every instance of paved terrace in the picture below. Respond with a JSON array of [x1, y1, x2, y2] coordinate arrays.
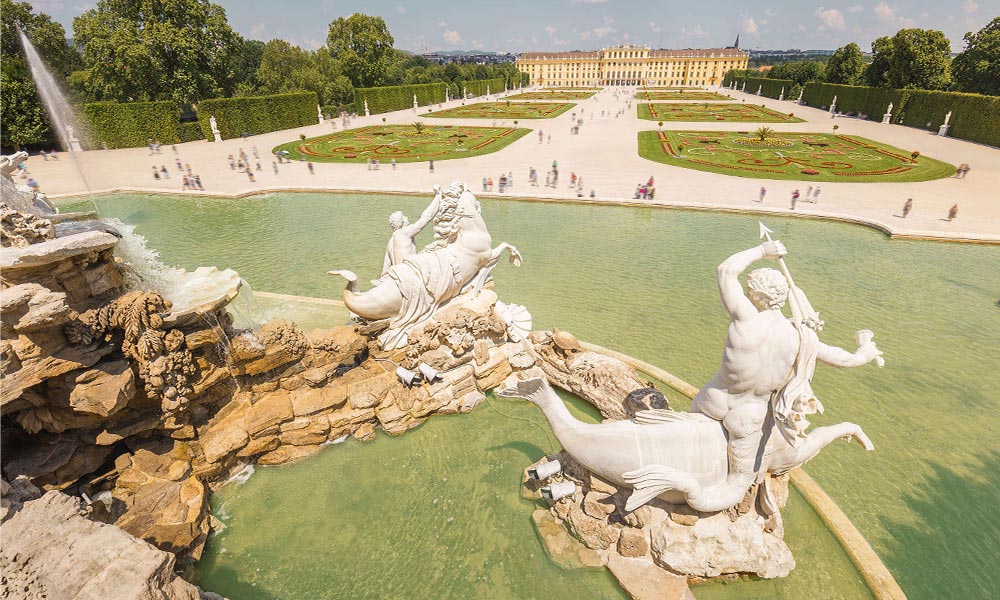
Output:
[[30, 86, 1000, 243]]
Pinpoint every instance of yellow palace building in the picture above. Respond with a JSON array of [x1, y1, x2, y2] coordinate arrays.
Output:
[[516, 42, 748, 87]]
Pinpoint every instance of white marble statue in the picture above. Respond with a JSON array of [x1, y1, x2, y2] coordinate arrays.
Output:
[[778, 87, 784, 101], [413, 94, 419, 111], [887, 102, 893, 114], [498, 229, 883, 513], [210, 116, 219, 134], [330, 181, 523, 349], [882, 102, 894, 124], [378, 185, 442, 279], [797, 88, 803, 104], [318, 105, 324, 123], [756, 85, 762, 95], [943, 110, 952, 126], [0, 151, 29, 180], [364, 99, 370, 117]]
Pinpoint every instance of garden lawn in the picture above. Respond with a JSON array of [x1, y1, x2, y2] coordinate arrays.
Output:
[[638, 103, 804, 123], [505, 91, 596, 100], [636, 91, 732, 101], [272, 125, 531, 163], [423, 102, 575, 119], [638, 130, 955, 182]]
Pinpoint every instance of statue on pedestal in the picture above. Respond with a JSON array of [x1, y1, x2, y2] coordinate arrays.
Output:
[[330, 181, 523, 349], [499, 226, 882, 513], [209, 116, 222, 142]]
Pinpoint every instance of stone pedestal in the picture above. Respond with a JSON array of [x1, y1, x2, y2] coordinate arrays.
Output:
[[829, 104, 836, 118], [937, 124, 950, 137], [881, 113, 892, 124], [68, 139, 83, 152], [212, 132, 222, 143]]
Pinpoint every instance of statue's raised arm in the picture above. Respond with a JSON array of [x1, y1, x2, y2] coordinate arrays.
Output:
[[716, 240, 787, 321]]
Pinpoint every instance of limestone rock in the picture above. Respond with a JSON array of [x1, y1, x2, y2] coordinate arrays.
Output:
[[650, 508, 795, 578], [113, 441, 209, 560], [68, 359, 135, 417], [244, 391, 293, 437], [229, 320, 307, 376], [606, 553, 694, 600], [353, 422, 376, 441], [198, 403, 250, 464], [537, 348, 667, 420], [0, 491, 202, 599], [531, 509, 604, 570], [256, 443, 324, 465], [617, 527, 649, 558], [0, 283, 70, 335], [290, 383, 348, 416], [279, 416, 330, 446], [3, 437, 113, 490], [0, 230, 118, 271]]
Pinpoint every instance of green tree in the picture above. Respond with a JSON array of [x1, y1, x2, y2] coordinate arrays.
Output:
[[768, 60, 825, 86], [72, 0, 241, 104], [825, 43, 866, 85], [865, 36, 893, 87], [867, 29, 952, 90], [951, 17, 1000, 96], [0, 0, 80, 147], [0, 66, 48, 149], [326, 14, 394, 87], [327, 75, 355, 108]]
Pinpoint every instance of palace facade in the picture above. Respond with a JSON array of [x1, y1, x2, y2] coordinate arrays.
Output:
[[516, 44, 748, 87]]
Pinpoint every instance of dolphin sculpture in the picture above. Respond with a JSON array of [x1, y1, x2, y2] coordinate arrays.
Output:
[[496, 376, 872, 513]]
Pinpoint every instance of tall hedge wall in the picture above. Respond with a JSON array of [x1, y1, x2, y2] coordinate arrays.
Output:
[[197, 92, 318, 141], [462, 78, 504, 98], [801, 83, 999, 147], [353, 83, 447, 115], [722, 73, 793, 99], [81, 101, 180, 149]]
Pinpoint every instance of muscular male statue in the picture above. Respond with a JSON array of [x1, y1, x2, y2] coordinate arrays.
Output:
[[681, 240, 883, 511]]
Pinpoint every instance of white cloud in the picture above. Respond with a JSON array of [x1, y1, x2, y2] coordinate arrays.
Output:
[[395, 5, 406, 14], [28, 0, 66, 12], [545, 25, 557, 35], [873, 2, 894, 21], [623, 33, 630, 40], [471, 40, 484, 50], [570, 0, 608, 3], [742, 16, 759, 34], [407, 35, 427, 52], [680, 25, 710, 42], [962, 0, 978, 13], [649, 21, 661, 33], [249, 22, 266, 39], [436, 21, 448, 28], [816, 7, 846, 31], [300, 38, 324, 51], [579, 19, 616, 41], [443, 30, 462, 45], [765, 8, 777, 17], [848, 4, 864, 13]]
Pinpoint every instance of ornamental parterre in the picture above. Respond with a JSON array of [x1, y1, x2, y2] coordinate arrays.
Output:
[[423, 102, 575, 119], [636, 91, 734, 101], [638, 103, 805, 123], [638, 130, 955, 183], [272, 125, 531, 163]]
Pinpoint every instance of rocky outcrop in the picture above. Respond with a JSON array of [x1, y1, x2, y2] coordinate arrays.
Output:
[[1, 201, 55, 248], [0, 490, 204, 599]]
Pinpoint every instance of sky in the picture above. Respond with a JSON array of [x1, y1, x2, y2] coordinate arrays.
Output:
[[29, 0, 999, 53]]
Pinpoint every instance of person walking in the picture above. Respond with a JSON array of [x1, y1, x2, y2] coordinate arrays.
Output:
[[538, 130, 543, 143], [273, 161, 279, 175], [152, 166, 160, 180], [790, 189, 800, 210], [947, 204, 958, 221], [429, 160, 434, 172], [482, 177, 488, 192], [307, 162, 315, 175], [160, 166, 169, 179], [391, 158, 396, 170], [195, 175, 203, 190], [758, 186, 766, 203], [812, 185, 821, 203], [901, 198, 912, 218]]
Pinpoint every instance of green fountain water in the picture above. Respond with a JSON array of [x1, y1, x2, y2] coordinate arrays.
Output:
[[60, 192, 1000, 600]]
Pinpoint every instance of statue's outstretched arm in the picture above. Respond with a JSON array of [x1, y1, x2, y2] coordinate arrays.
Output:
[[817, 339, 882, 368], [399, 193, 441, 238]]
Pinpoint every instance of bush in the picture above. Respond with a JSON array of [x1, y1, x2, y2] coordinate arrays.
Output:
[[81, 101, 180, 149], [802, 83, 999, 147], [197, 92, 318, 141], [722, 72, 793, 99], [353, 83, 447, 115], [462, 78, 504, 98], [176, 121, 203, 143]]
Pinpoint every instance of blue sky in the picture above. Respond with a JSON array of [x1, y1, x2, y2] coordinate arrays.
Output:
[[30, 0, 999, 52]]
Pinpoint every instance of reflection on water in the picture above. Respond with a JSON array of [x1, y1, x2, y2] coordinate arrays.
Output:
[[60, 193, 1000, 600]]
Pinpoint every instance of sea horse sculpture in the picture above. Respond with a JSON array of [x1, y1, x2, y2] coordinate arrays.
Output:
[[330, 181, 522, 349], [498, 236, 882, 513]]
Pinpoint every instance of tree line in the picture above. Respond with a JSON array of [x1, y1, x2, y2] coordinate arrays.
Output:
[[728, 21, 1000, 97], [1, 0, 522, 149]]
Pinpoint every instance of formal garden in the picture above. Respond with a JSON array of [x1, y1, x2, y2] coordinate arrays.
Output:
[[271, 124, 530, 163], [505, 90, 597, 100], [635, 91, 733, 101], [638, 102, 805, 123], [637, 129, 955, 182], [423, 101, 575, 119]]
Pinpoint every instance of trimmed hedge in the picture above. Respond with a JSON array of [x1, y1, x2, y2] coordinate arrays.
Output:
[[176, 121, 203, 143], [801, 83, 1000, 147], [81, 101, 180, 149], [462, 78, 504, 98], [352, 83, 447, 115], [722, 73, 793, 99], [197, 92, 318, 141]]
